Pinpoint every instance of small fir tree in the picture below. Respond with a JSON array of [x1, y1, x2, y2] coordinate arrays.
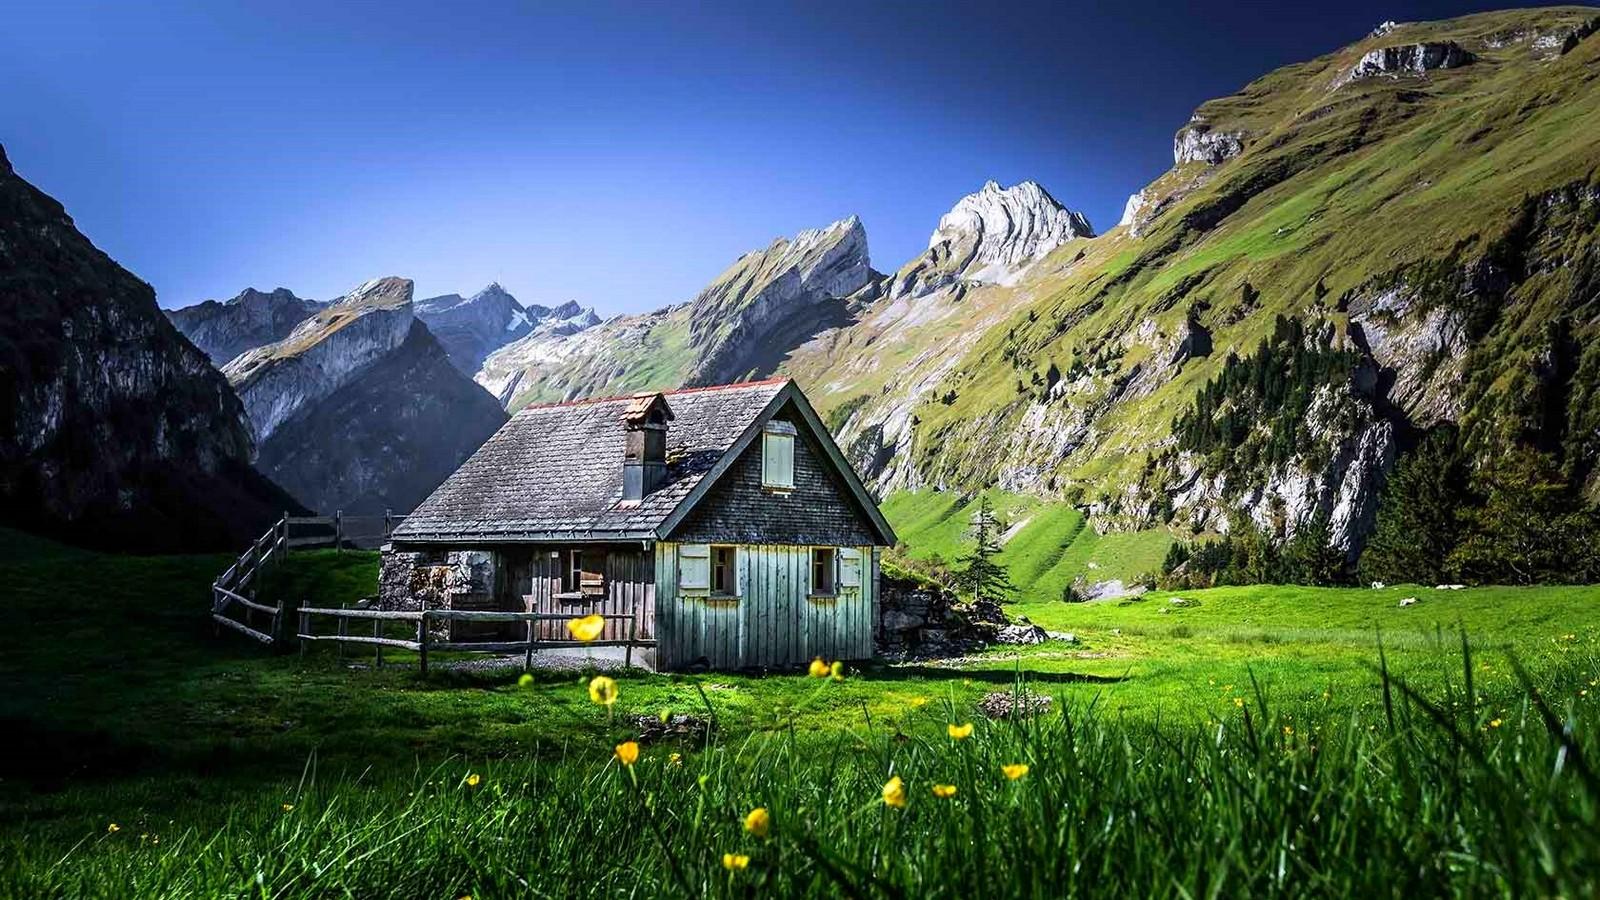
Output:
[[954, 495, 1017, 604]]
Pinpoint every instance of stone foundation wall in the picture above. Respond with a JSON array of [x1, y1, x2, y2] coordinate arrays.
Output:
[[379, 547, 502, 638]]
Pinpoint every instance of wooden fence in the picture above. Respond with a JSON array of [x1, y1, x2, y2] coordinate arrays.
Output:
[[211, 512, 291, 643], [295, 608, 650, 675]]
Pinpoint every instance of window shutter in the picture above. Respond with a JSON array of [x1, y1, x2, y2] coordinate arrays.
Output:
[[679, 544, 710, 590], [839, 548, 862, 588]]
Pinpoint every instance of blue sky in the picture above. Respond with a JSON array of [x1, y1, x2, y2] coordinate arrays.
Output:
[[2, 0, 1506, 313]]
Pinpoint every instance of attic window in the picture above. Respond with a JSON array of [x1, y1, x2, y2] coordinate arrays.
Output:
[[762, 421, 796, 489]]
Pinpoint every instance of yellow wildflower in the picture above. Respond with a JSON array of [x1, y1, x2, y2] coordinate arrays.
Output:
[[931, 784, 957, 799], [744, 807, 770, 838], [1001, 763, 1030, 780], [1282, 725, 1294, 737], [1489, 718, 1503, 729], [669, 752, 683, 766], [465, 773, 481, 788], [1233, 697, 1245, 708], [909, 696, 929, 708], [808, 657, 830, 678], [588, 675, 619, 706], [517, 673, 534, 687], [881, 775, 907, 808], [282, 803, 294, 812], [722, 852, 751, 871], [831, 660, 846, 681], [947, 722, 974, 741], [615, 741, 640, 766], [568, 614, 605, 642], [107, 823, 121, 833]]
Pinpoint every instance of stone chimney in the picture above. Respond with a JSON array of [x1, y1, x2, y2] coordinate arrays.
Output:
[[621, 393, 673, 502]]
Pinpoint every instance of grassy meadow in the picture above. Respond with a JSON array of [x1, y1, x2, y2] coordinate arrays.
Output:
[[3, 528, 1600, 895]]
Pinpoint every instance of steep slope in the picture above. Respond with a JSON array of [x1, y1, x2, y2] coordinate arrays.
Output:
[[415, 283, 599, 375], [477, 216, 874, 408], [166, 287, 325, 365], [0, 145, 294, 551], [256, 320, 508, 514], [790, 7, 1600, 560], [224, 276, 507, 513]]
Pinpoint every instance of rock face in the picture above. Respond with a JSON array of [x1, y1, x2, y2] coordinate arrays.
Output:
[[166, 287, 325, 365], [684, 216, 874, 386], [0, 145, 293, 551], [1174, 119, 1246, 166], [224, 276, 416, 444], [477, 217, 874, 408], [224, 275, 507, 513], [1334, 41, 1473, 87], [414, 283, 599, 377], [256, 321, 507, 515], [890, 181, 1093, 299]]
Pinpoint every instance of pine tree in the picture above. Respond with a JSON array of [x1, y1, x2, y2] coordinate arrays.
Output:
[[1359, 427, 1470, 585], [954, 495, 1017, 604]]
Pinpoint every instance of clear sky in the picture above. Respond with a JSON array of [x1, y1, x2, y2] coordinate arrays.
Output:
[[2, 0, 1511, 313]]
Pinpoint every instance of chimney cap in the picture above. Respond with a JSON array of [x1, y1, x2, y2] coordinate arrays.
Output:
[[622, 392, 675, 426]]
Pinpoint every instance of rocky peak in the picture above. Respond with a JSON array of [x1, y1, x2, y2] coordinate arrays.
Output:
[[890, 181, 1092, 299], [167, 286, 324, 365]]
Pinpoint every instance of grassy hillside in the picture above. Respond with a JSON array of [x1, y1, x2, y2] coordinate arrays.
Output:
[[789, 6, 1600, 531], [882, 489, 1173, 599], [3, 529, 1600, 895]]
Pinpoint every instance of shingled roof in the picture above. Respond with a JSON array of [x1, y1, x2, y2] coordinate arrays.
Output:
[[391, 378, 893, 544]]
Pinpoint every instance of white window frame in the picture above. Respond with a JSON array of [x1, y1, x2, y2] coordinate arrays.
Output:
[[711, 545, 739, 597], [678, 543, 710, 591], [811, 546, 837, 596], [762, 422, 796, 490]]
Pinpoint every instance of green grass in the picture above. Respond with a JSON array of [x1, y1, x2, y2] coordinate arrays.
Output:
[[882, 488, 1173, 600], [5, 528, 1600, 895]]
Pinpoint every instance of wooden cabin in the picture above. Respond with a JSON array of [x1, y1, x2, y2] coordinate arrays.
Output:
[[383, 378, 896, 671]]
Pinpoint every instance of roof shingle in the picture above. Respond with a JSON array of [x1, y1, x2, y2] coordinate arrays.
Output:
[[392, 379, 788, 542]]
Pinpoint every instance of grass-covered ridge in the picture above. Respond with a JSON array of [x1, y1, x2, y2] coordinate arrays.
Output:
[[882, 488, 1173, 598]]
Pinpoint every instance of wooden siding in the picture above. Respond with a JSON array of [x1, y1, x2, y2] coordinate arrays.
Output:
[[669, 407, 880, 547], [513, 545, 656, 642], [655, 541, 875, 671]]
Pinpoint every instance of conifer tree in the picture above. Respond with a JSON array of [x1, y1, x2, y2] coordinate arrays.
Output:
[[954, 495, 1017, 604]]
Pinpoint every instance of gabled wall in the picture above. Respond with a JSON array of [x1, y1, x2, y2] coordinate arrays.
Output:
[[669, 406, 880, 546]]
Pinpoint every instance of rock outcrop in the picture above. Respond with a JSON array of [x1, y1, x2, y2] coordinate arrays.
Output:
[[224, 275, 507, 513], [889, 181, 1093, 299], [1333, 41, 1473, 88], [166, 287, 325, 365], [1173, 118, 1246, 166], [0, 145, 293, 551]]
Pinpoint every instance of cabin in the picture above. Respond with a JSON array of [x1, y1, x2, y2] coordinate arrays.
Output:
[[382, 378, 896, 670]]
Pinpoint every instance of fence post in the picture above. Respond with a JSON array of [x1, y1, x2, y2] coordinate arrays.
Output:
[[625, 615, 636, 670], [283, 510, 291, 556], [335, 509, 343, 554], [337, 603, 347, 661], [384, 507, 392, 539], [299, 608, 309, 657], [417, 611, 430, 677], [524, 615, 535, 671]]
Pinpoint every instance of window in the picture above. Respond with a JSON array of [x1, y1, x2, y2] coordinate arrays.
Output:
[[762, 421, 796, 489], [679, 544, 710, 590], [839, 548, 862, 589], [812, 547, 836, 595], [712, 546, 737, 596], [561, 549, 606, 597]]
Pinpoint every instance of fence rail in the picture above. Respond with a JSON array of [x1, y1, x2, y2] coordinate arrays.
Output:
[[296, 608, 650, 675], [210, 512, 290, 643]]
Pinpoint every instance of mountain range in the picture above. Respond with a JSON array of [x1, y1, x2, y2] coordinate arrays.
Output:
[[4, 6, 1597, 567]]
